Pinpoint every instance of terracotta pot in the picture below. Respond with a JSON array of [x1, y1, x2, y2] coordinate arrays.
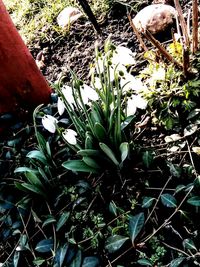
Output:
[[0, 0, 51, 117]]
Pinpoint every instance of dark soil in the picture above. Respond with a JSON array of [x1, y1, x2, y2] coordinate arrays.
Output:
[[29, 3, 141, 85]]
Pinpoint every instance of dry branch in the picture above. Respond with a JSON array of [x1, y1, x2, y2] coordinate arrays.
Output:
[[192, 0, 199, 53], [174, 0, 190, 47], [127, 13, 148, 52], [144, 30, 183, 69]]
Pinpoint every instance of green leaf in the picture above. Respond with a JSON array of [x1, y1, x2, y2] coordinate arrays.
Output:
[[20, 183, 46, 197], [187, 196, 200, 206], [137, 258, 152, 266], [13, 251, 20, 267], [46, 141, 52, 157], [55, 244, 68, 267], [161, 194, 177, 208], [169, 257, 185, 267], [142, 151, 153, 168], [77, 149, 101, 157], [25, 172, 44, 188], [85, 132, 94, 149], [26, 150, 47, 164], [37, 132, 47, 153], [129, 212, 145, 246], [142, 197, 155, 208], [182, 239, 197, 251], [99, 143, 119, 165], [187, 108, 200, 120], [105, 235, 129, 253], [82, 256, 100, 267], [121, 115, 134, 130], [167, 162, 181, 178], [14, 167, 38, 174], [82, 157, 101, 169], [56, 211, 70, 232], [69, 250, 82, 267], [33, 258, 46, 266], [119, 142, 129, 163], [109, 201, 117, 216], [94, 122, 107, 141], [62, 160, 98, 173], [35, 239, 53, 253], [42, 215, 56, 228]]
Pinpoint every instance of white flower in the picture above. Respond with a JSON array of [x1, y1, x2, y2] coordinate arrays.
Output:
[[120, 73, 146, 92], [126, 95, 148, 116], [112, 46, 136, 66], [63, 129, 77, 145], [42, 115, 58, 133], [57, 97, 65, 115], [109, 64, 127, 82], [151, 67, 166, 81], [81, 84, 99, 104], [92, 77, 102, 90], [61, 85, 75, 108]]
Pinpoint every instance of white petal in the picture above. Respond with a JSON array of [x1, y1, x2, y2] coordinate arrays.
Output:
[[126, 98, 137, 116], [93, 77, 102, 90], [82, 84, 99, 102], [42, 115, 58, 133], [96, 57, 104, 74], [63, 129, 77, 145], [57, 97, 65, 115], [112, 46, 136, 66], [132, 95, 148, 109], [62, 85, 75, 107], [121, 73, 145, 92]]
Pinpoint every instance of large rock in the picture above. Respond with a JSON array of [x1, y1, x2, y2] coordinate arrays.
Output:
[[57, 7, 83, 29], [132, 4, 177, 34]]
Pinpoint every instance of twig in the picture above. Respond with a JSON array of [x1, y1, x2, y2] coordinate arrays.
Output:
[[183, 46, 190, 77], [174, 0, 190, 47], [192, 0, 199, 53], [127, 13, 148, 52], [144, 30, 183, 69]]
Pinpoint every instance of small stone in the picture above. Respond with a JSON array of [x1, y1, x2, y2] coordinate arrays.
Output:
[[132, 4, 177, 34], [152, 0, 173, 4], [57, 7, 83, 29]]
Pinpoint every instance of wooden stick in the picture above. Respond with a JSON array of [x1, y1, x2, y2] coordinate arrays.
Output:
[[183, 47, 190, 77], [192, 0, 198, 53], [144, 30, 183, 69], [174, 0, 190, 47], [127, 13, 148, 52]]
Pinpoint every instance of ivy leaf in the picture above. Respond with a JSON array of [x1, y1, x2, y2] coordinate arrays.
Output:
[[55, 244, 68, 267], [142, 197, 155, 208], [161, 194, 177, 208], [82, 256, 100, 267], [169, 257, 185, 267], [167, 162, 181, 178], [182, 239, 197, 251], [56, 212, 70, 232], [187, 196, 200, 206], [142, 151, 153, 168], [129, 212, 145, 246], [137, 258, 152, 266], [35, 239, 53, 253], [69, 250, 82, 267], [32, 258, 45, 266], [105, 235, 129, 253]]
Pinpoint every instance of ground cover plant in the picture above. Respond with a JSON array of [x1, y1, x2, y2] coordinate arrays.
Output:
[[1, 0, 200, 266]]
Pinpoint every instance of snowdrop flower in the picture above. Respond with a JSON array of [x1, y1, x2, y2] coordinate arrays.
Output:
[[63, 129, 77, 145], [93, 76, 102, 90], [109, 64, 127, 82], [81, 84, 99, 104], [120, 73, 147, 93], [57, 97, 65, 115], [61, 85, 75, 108], [126, 95, 148, 116], [112, 46, 136, 66], [42, 115, 58, 133]]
